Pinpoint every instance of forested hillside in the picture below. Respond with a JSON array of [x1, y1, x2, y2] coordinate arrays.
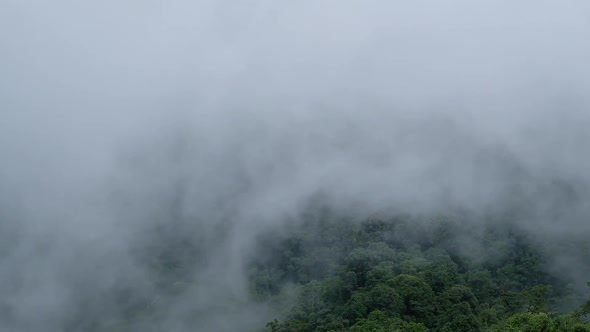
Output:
[[246, 209, 590, 332], [94, 204, 590, 332]]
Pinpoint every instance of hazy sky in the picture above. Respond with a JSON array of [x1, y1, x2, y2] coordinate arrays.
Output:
[[2, 1, 590, 331]]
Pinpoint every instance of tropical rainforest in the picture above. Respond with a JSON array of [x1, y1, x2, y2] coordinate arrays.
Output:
[[249, 208, 590, 332], [100, 202, 590, 332]]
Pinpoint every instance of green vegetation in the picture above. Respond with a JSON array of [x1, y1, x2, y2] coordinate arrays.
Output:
[[91, 208, 590, 332], [249, 211, 590, 332]]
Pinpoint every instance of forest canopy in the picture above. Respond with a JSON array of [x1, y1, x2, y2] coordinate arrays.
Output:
[[249, 210, 590, 332]]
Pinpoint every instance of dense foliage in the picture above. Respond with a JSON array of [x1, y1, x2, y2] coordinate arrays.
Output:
[[249, 210, 590, 332], [92, 207, 590, 332]]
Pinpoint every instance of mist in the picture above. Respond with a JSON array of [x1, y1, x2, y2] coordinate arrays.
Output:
[[2, 1, 590, 331]]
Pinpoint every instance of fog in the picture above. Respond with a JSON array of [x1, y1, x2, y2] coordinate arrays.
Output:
[[2, 1, 590, 331]]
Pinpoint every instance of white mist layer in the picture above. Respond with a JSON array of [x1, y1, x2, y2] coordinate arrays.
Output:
[[2, 1, 590, 331]]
